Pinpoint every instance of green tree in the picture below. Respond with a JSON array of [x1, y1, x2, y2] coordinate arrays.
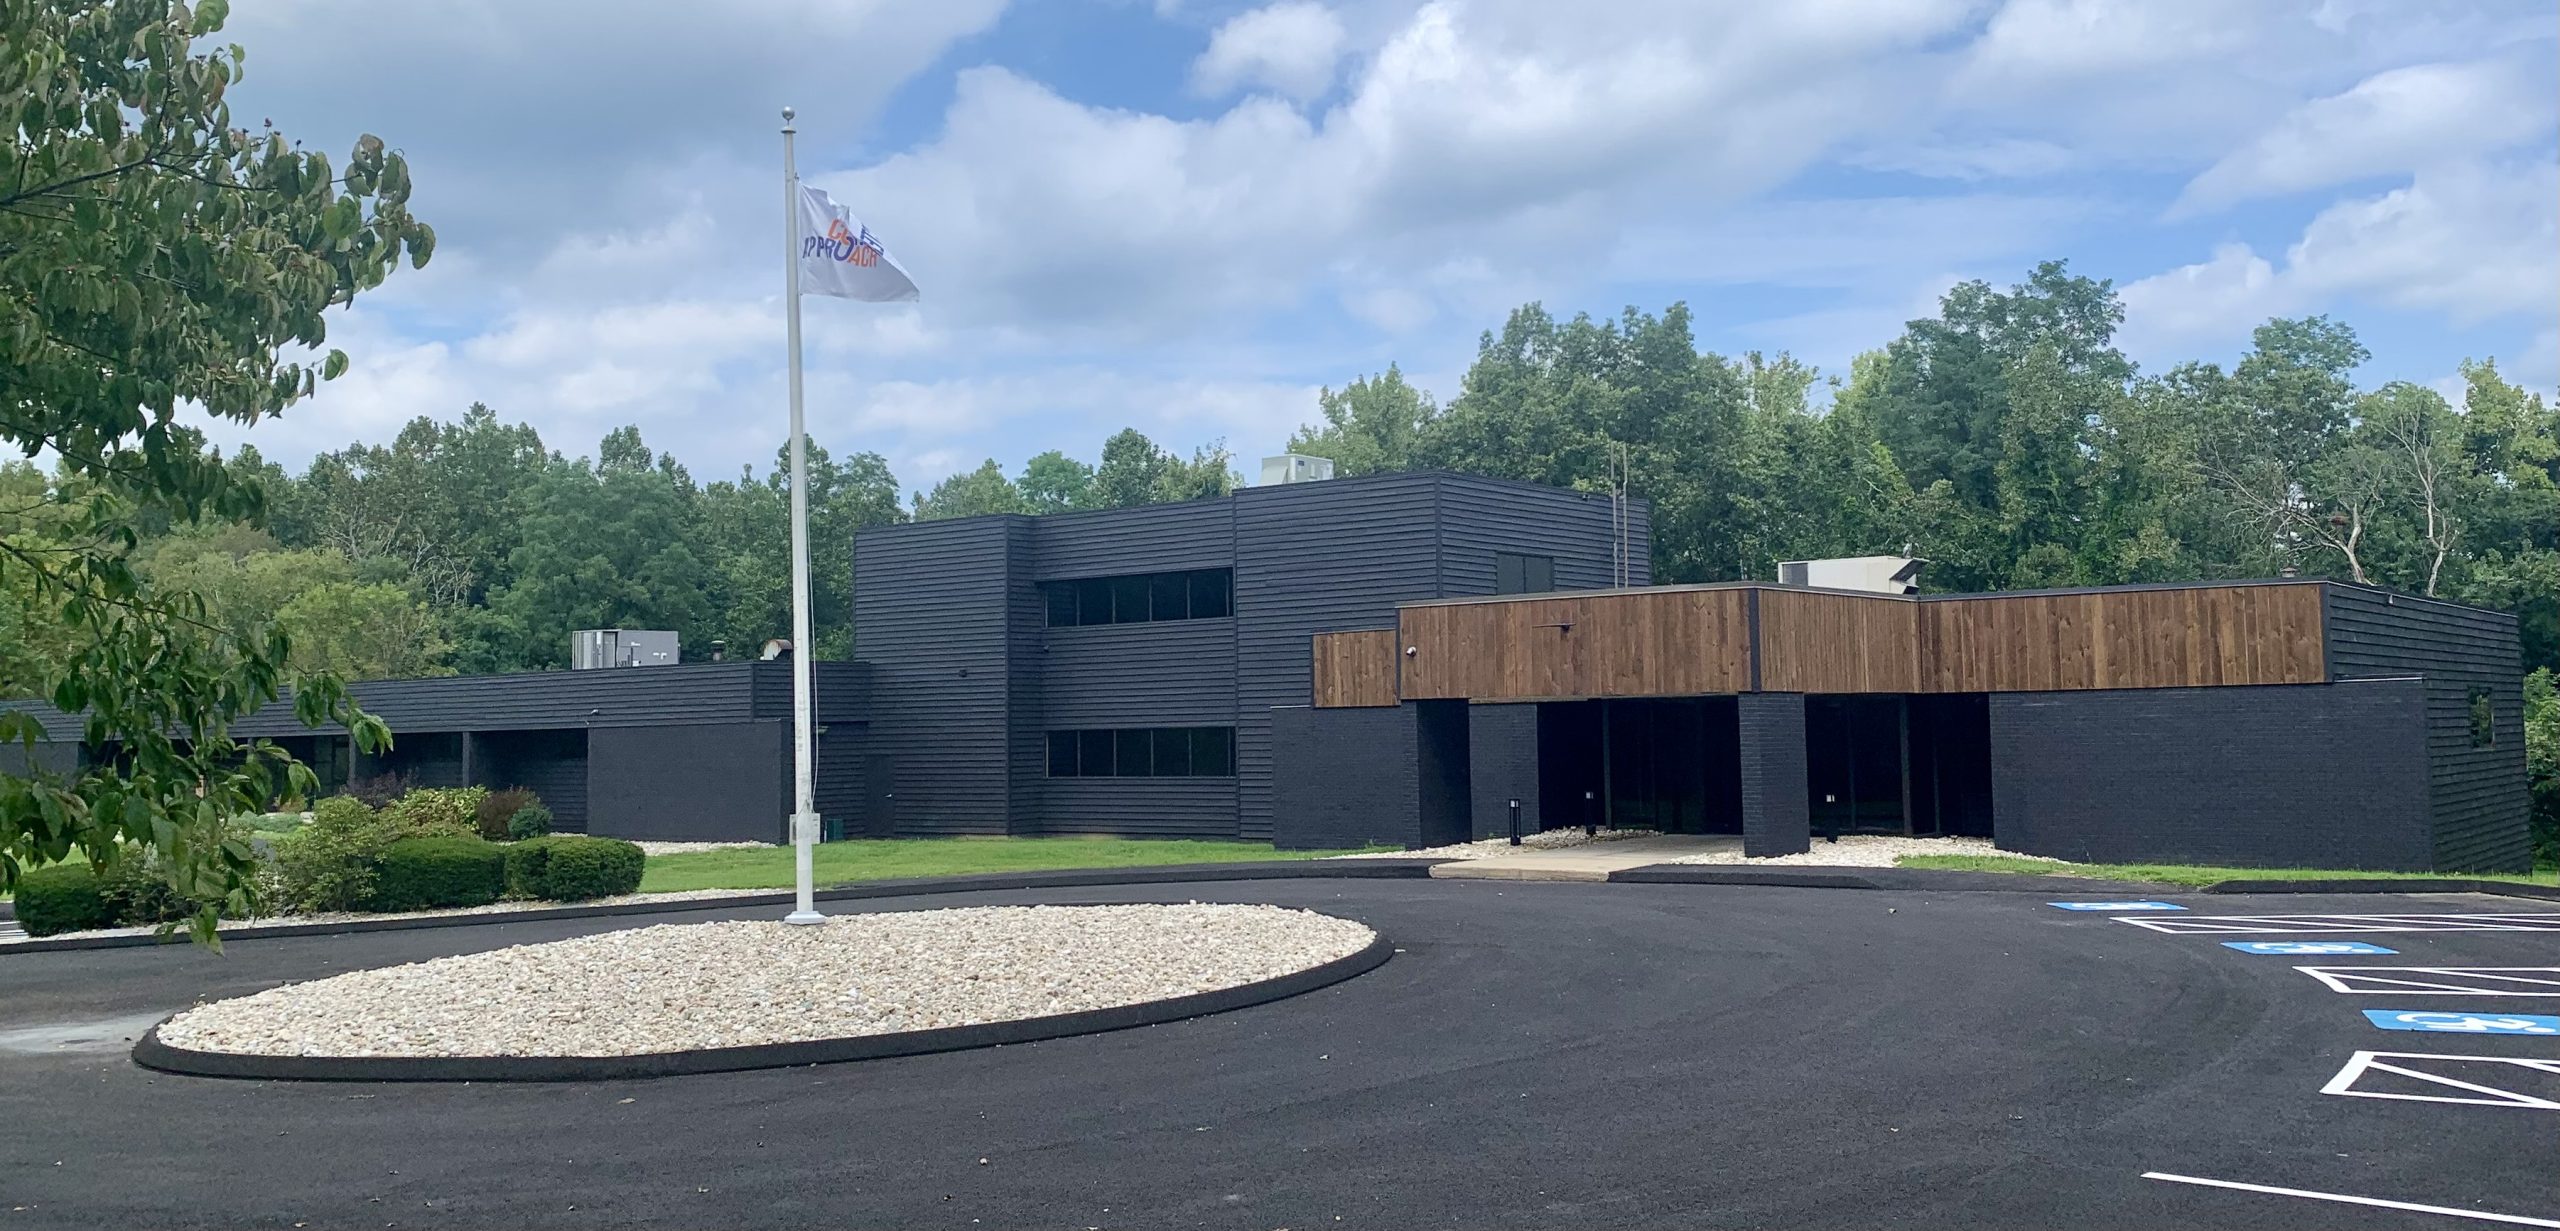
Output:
[[1018, 450, 1094, 514], [1288, 366, 1438, 476], [912, 460, 1027, 520], [1089, 429, 1174, 509], [0, 0, 430, 936], [698, 439, 903, 659], [480, 431, 714, 669]]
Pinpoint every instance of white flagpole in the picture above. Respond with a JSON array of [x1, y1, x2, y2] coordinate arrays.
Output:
[[781, 106, 823, 926]]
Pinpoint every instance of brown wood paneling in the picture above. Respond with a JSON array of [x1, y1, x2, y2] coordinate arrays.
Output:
[[1311, 629, 1401, 708], [1914, 584, 2325, 692], [1756, 589, 1921, 693], [1398, 589, 1752, 701]]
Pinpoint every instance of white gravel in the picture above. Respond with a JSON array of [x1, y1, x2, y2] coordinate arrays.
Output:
[[1329, 828, 1652, 860], [630, 840, 773, 857], [1664, 834, 2055, 867], [154, 903, 1377, 1059]]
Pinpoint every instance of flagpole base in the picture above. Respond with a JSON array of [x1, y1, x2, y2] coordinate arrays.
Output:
[[783, 909, 827, 926]]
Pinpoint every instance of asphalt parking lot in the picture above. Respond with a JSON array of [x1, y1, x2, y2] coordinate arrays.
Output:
[[2, 879, 2554, 1229]]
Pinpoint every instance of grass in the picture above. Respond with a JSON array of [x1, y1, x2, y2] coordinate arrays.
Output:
[[1897, 853, 2558, 888], [636, 836, 1379, 894]]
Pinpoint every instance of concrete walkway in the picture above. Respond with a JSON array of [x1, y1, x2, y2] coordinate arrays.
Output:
[[1430, 834, 1742, 882]]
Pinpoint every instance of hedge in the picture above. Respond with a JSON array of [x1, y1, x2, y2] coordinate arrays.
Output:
[[363, 836, 507, 912], [504, 835, 646, 902], [15, 864, 114, 937]]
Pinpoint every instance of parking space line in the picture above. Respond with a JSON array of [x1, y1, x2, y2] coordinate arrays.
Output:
[[2320, 1051, 2560, 1110], [2299, 967, 2560, 996], [2117, 913, 2560, 935], [2142, 1172, 2560, 1227]]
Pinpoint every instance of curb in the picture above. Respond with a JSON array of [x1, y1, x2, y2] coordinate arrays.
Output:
[[2, 860, 1446, 955], [2203, 877, 2560, 900], [1608, 867, 1882, 890], [131, 932, 1394, 1083]]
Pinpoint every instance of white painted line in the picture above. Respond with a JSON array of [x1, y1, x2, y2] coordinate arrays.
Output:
[[2298, 966, 2560, 997], [2117, 913, 2560, 936], [2142, 1172, 2560, 1228], [2321, 1051, 2560, 1110]]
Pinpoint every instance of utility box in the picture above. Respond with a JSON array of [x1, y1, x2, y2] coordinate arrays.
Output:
[[1258, 453, 1336, 485], [571, 629, 680, 669]]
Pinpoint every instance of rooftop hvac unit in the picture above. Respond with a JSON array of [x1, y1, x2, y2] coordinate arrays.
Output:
[[571, 628, 680, 669], [1775, 556, 1925, 595], [1257, 453, 1336, 485]]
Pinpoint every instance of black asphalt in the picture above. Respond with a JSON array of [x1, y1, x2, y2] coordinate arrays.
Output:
[[3, 881, 2555, 1229]]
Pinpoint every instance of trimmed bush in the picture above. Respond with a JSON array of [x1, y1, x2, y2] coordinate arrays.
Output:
[[15, 864, 113, 937], [275, 797, 390, 913], [476, 787, 541, 841], [381, 786, 487, 840], [506, 802, 554, 841], [97, 855, 195, 927], [504, 835, 645, 901], [364, 836, 507, 912]]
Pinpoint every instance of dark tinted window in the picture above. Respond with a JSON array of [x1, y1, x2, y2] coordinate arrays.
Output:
[[1495, 552, 1553, 595], [1188, 569, 1231, 618], [1044, 727, 1237, 777], [1078, 729, 1115, 776], [1152, 728, 1193, 776], [1042, 568, 1235, 627]]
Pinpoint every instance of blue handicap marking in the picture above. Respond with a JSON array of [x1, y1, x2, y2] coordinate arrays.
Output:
[[2049, 901, 2186, 911], [2221, 940, 2398, 955], [2363, 1009, 2560, 1036]]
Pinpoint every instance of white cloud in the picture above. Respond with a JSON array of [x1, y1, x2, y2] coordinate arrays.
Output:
[[2174, 56, 2555, 214], [1191, 1, 1350, 101], [2119, 158, 2559, 359], [1842, 138, 2080, 181]]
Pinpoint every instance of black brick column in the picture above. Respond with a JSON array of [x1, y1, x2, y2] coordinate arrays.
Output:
[[1738, 692, 1810, 857]]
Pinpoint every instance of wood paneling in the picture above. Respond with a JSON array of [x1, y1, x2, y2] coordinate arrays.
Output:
[[1311, 629, 1401, 708], [1915, 584, 2326, 692], [1397, 589, 1752, 701], [1756, 589, 1921, 693]]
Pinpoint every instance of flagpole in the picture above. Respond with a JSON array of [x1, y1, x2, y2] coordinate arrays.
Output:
[[781, 106, 823, 927]]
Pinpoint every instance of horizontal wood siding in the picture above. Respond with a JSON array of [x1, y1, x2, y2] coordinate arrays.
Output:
[[1433, 474, 1648, 595], [853, 516, 1024, 835], [1312, 630, 1400, 708], [1916, 584, 2326, 693], [1757, 589, 1919, 693], [1029, 499, 1236, 578], [1399, 589, 1753, 701], [1034, 778, 1242, 839], [2325, 584, 2530, 872], [1039, 620, 1238, 726]]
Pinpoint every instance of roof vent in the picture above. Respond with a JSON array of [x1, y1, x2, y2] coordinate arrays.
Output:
[[1774, 556, 1925, 595], [1257, 453, 1336, 485]]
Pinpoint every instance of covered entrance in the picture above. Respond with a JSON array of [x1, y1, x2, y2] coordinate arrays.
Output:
[[1537, 698, 1743, 834]]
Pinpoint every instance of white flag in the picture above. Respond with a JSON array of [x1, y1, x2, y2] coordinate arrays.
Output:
[[796, 184, 918, 302]]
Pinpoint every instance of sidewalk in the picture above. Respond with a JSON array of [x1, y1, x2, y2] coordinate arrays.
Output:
[[1430, 834, 1744, 882]]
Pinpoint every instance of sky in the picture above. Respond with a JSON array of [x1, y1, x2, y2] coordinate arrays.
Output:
[[201, 0, 2560, 495]]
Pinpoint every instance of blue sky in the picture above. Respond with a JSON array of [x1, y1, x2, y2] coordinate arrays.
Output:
[[202, 0, 2559, 495]]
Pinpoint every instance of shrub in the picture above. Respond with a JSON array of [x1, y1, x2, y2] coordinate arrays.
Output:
[[504, 835, 645, 901], [364, 836, 507, 912], [275, 797, 391, 913], [506, 802, 554, 841], [245, 811, 309, 835], [476, 787, 541, 841], [96, 855, 195, 927], [2527, 668, 2557, 868], [381, 786, 487, 840], [14, 864, 113, 937], [342, 771, 415, 810]]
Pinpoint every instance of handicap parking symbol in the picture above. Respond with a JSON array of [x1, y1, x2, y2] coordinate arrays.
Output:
[[2363, 1009, 2560, 1036], [2049, 901, 2185, 911], [2220, 941, 2399, 955]]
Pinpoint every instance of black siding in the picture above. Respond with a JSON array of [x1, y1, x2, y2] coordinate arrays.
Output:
[[854, 516, 1023, 835], [1468, 704, 1541, 839], [1990, 680, 2434, 871], [2323, 585, 2531, 872], [474, 729, 590, 835], [1270, 705, 1417, 850], [1434, 473, 1651, 594], [1737, 692, 1810, 857], [588, 722, 787, 843]]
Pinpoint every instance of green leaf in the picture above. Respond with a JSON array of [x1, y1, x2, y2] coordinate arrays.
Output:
[[322, 348, 349, 380]]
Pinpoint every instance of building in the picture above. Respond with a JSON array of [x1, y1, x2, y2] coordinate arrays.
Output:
[[0, 469, 2531, 872], [1282, 577, 2531, 872]]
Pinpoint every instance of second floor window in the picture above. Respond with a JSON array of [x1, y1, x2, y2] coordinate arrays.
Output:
[[1043, 568, 1232, 626]]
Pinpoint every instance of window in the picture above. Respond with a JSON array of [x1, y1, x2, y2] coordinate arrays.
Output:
[[1042, 568, 1233, 627], [2469, 687, 2496, 748], [1494, 552, 1554, 595], [1046, 727, 1236, 777]]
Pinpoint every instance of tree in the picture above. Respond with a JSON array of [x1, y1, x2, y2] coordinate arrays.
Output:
[[1288, 366, 1437, 476], [1089, 429, 1174, 509], [1, 0, 431, 937], [481, 430, 714, 669], [1018, 450, 1094, 514], [912, 460, 1027, 520]]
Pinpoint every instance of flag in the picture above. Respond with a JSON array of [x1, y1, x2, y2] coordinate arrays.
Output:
[[796, 184, 919, 302]]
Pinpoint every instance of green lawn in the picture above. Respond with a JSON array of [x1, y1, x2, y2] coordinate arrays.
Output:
[[636, 836, 1378, 894], [1897, 853, 2558, 888]]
